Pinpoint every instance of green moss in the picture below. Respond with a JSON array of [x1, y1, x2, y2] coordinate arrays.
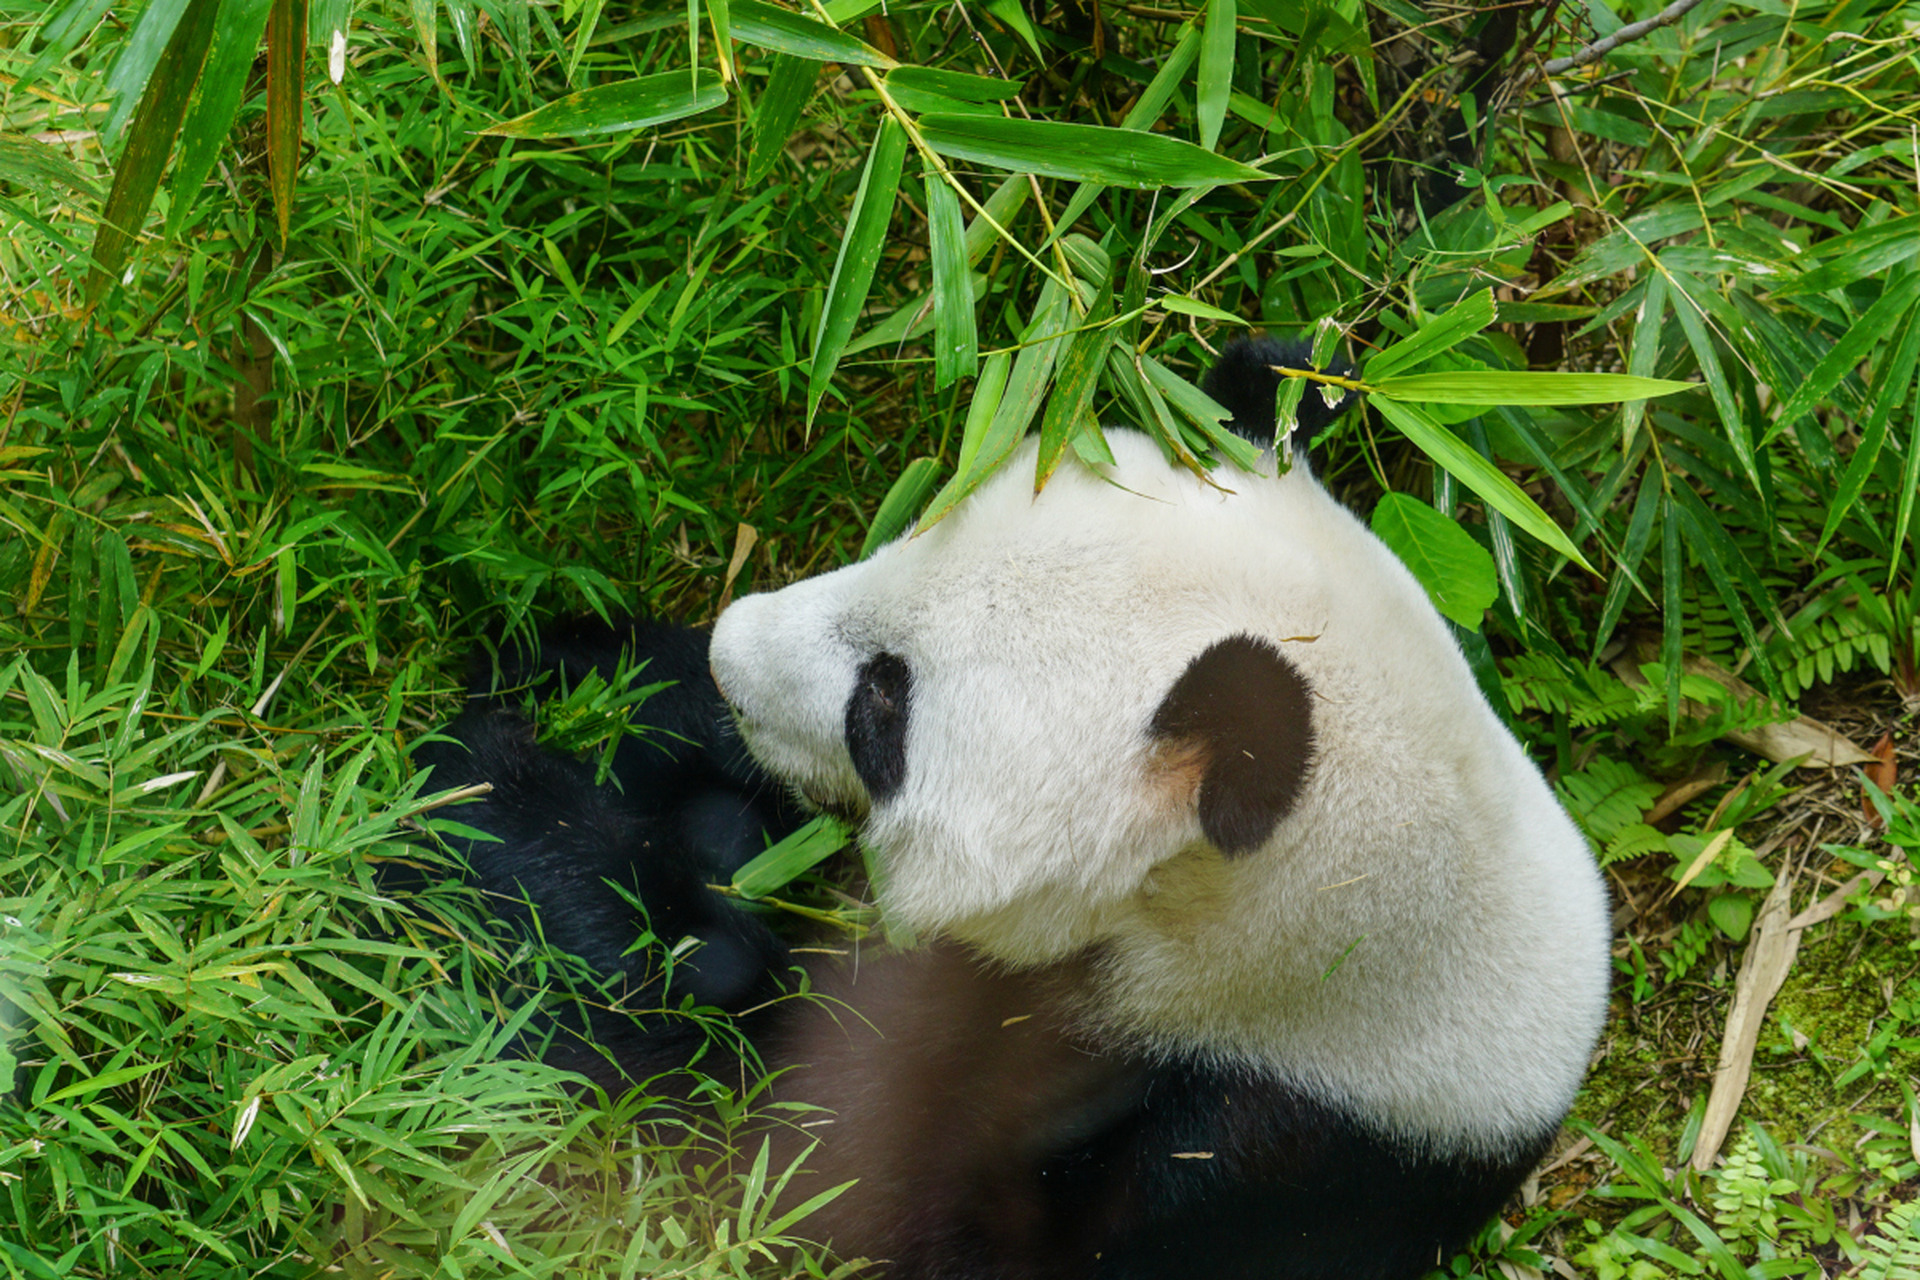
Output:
[[1574, 916, 1918, 1170]]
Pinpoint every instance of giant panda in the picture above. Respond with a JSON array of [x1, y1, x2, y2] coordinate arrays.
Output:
[[416, 335, 1612, 1280]]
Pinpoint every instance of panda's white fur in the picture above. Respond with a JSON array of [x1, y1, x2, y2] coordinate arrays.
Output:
[[421, 348, 1614, 1278], [711, 428, 1609, 1158]]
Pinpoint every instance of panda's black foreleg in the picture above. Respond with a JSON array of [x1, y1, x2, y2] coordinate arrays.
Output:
[[468, 615, 804, 883], [412, 704, 790, 1088]]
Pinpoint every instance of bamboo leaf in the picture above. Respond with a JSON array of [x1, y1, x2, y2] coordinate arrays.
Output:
[[88, 0, 219, 296], [982, 0, 1045, 61], [918, 116, 1271, 188], [733, 815, 852, 898], [919, 282, 1072, 528], [707, 0, 733, 81], [19, 0, 116, 95], [410, 0, 437, 79], [1053, 22, 1200, 237], [746, 53, 816, 184], [1370, 494, 1498, 630], [100, 0, 192, 148], [0, 134, 99, 198], [312, 0, 348, 83], [1371, 397, 1595, 572], [1141, 354, 1262, 470], [166, 0, 276, 237], [1770, 272, 1920, 434], [860, 457, 942, 558], [808, 117, 907, 425], [485, 69, 729, 137], [1817, 300, 1920, 556], [1664, 267, 1765, 507], [1035, 288, 1115, 490], [445, 0, 475, 66], [1776, 213, 1920, 296], [952, 350, 1011, 480], [266, 0, 308, 246], [1621, 272, 1668, 450], [1595, 468, 1661, 655], [1658, 497, 1683, 725], [1891, 372, 1920, 587], [1198, 0, 1236, 152], [925, 173, 977, 388], [1669, 488, 1776, 691], [885, 67, 1021, 101], [964, 173, 1030, 264], [730, 0, 895, 66], [1159, 294, 1246, 323], [1370, 371, 1693, 406], [1363, 291, 1495, 382], [1108, 345, 1205, 474]]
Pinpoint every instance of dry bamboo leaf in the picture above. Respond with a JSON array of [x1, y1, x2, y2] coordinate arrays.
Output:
[[718, 522, 760, 614], [1645, 761, 1728, 825], [1863, 730, 1896, 827], [1612, 650, 1874, 768], [1692, 867, 1801, 1171]]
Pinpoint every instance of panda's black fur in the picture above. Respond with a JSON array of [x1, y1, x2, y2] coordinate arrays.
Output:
[[414, 336, 1608, 1280]]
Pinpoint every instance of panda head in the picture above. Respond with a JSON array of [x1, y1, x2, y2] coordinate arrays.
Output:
[[708, 418, 1451, 962]]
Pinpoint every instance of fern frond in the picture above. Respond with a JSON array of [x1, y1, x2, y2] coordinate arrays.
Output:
[[1558, 757, 1663, 845]]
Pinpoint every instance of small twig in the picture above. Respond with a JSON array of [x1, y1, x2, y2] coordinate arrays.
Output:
[[1538, 0, 1709, 78], [1691, 844, 1804, 1171], [1513, 68, 1636, 110], [414, 781, 494, 812]]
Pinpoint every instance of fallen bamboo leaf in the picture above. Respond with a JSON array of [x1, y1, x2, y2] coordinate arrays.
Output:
[[1692, 864, 1800, 1170], [1863, 730, 1896, 827], [1613, 648, 1874, 767], [1644, 761, 1728, 826]]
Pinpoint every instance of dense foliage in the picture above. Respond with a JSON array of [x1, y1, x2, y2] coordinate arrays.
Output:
[[2, 0, 1918, 1274]]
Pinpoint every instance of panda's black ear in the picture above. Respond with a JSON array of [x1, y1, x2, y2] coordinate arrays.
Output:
[[1148, 635, 1315, 856], [1201, 334, 1356, 448]]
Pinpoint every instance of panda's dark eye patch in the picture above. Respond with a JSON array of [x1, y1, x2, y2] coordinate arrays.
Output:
[[845, 651, 912, 800]]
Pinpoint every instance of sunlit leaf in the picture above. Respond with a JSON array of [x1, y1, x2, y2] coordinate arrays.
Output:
[[808, 117, 907, 424], [1371, 371, 1694, 406], [1363, 291, 1495, 382], [266, 0, 307, 246], [88, 0, 218, 296], [925, 173, 977, 388], [860, 457, 942, 558], [167, 0, 275, 237], [919, 116, 1271, 188], [1370, 494, 1498, 630], [746, 53, 816, 184], [733, 815, 853, 898], [0, 134, 98, 198], [485, 70, 728, 137], [1197, 0, 1235, 151], [1036, 287, 1114, 490], [731, 0, 895, 65], [1371, 397, 1595, 572]]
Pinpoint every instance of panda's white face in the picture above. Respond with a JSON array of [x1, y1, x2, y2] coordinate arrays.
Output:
[[713, 432, 1322, 949], [712, 430, 1611, 1149]]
